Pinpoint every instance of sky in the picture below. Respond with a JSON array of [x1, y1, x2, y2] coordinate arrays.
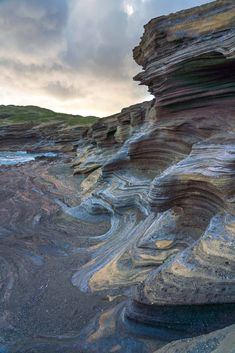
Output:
[[0, 0, 213, 117]]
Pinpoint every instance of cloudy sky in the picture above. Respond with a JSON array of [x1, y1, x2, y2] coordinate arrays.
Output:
[[0, 0, 212, 117]]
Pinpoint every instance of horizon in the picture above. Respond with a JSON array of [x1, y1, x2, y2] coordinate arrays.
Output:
[[0, 0, 213, 117]]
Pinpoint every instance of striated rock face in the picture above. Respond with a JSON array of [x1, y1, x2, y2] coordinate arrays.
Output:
[[133, 0, 235, 109], [1, 1, 235, 352], [135, 213, 235, 305], [0, 102, 154, 155], [66, 1, 235, 351], [0, 105, 96, 152], [130, 0, 235, 310], [90, 101, 153, 146], [0, 121, 89, 152], [72, 100, 154, 174]]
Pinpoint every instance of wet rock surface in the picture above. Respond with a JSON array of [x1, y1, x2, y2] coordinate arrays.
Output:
[[156, 324, 235, 353], [0, 160, 113, 350]]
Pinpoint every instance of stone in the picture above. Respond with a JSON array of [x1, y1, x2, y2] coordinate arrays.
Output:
[[1, 1, 235, 352]]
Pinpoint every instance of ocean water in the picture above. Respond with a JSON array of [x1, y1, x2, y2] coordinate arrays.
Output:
[[0, 151, 57, 166]]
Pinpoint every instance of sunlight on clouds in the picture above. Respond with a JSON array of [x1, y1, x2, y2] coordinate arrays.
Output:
[[0, 0, 213, 117], [123, 1, 134, 16]]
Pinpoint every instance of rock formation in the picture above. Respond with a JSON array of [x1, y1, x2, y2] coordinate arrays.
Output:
[[69, 0, 235, 351], [1, 1, 235, 352], [0, 105, 96, 152], [131, 0, 235, 308], [157, 324, 235, 353]]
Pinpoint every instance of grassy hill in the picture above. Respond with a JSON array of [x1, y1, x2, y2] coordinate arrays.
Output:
[[0, 105, 98, 127]]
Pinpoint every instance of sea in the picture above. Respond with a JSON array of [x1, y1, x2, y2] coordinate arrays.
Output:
[[0, 151, 57, 166]]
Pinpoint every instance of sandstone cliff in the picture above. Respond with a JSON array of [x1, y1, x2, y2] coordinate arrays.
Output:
[[69, 1, 235, 351], [1, 1, 235, 352]]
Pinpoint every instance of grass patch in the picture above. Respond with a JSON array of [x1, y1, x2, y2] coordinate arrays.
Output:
[[0, 105, 98, 127]]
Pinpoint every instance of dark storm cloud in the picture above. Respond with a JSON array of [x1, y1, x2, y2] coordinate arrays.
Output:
[[0, 0, 213, 116]]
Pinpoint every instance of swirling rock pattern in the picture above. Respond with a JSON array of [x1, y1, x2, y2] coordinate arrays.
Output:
[[1, 1, 235, 352], [70, 1, 235, 351]]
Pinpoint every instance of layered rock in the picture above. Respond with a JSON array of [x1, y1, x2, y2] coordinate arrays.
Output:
[[133, 0, 235, 109], [0, 121, 89, 152], [72, 100, 154, 174], [1, 1, 235, 352], [0, 105, 95, 152], [130, 0, 235, 310], [90, 101, 153, 146], [0, 101, 154, 156], [68, 1, 235, 351]]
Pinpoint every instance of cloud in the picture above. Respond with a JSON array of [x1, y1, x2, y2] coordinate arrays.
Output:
[[0, 0, 68, 64], [44, 81, 85, 100], [0, 0, 213, 116]]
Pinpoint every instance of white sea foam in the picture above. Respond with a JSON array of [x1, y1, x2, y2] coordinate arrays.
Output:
[[0, 151, 57, 166]]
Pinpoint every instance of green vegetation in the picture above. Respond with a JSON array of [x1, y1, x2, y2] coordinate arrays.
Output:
[[0, 105, 98, 127]]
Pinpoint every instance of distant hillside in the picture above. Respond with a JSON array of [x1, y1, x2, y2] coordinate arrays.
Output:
[[0, 105, 98, 127]]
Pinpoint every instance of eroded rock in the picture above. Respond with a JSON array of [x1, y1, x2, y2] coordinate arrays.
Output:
[[1, 1, 235, 352]]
